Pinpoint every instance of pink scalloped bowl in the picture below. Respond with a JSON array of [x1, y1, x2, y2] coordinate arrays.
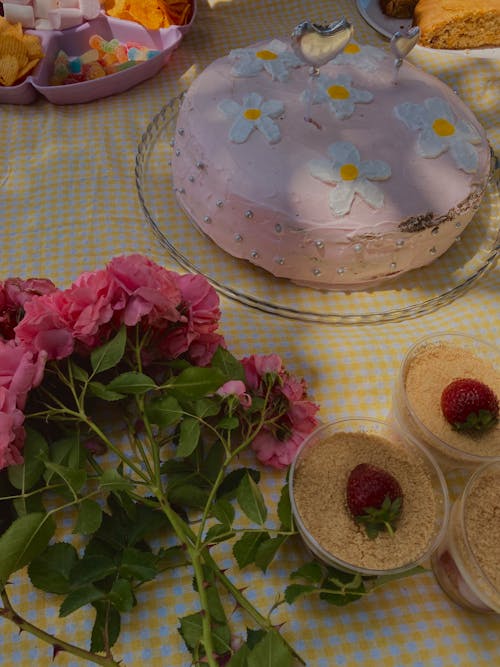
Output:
[[0, 6, 196, 105]]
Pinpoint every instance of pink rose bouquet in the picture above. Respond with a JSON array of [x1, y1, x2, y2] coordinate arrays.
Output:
[[0, 255, 324, 667]]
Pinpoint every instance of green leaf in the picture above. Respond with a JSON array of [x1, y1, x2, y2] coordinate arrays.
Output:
[[212, 498, 235, 526], [28, 542, 78, 594], [277, 484, 292, 530], [290, 561, 323, 584], [69, 359, 89, 383], [232, 531, 269, 569], [43, 461, 86, 497], [146, 394, 182, 427], [217, 468, 260, 500], [70, 555, 116, 587], [194, 397, 221, 418], [87, 381, 126, 401], [168, 366, 226, 401], [247, 629, 293, 667], [107, 372, 156, 395], [167, 483, 209, 510], [108, 578, 134, 612], [90, 326, 126, 374], [254, 536, 287, 573], [177, 417, 201, 458], [98, 469, 134, 492], [217, 415, 240, 431], [178, 612, 202, 651], [91, 600, 121, 653], [237, 473, 267, 525], [74, 499, 103, 535], [8, 428, 49, 490], [204, 523, 233, 544], [211, 346, 245, 382], [284, 583, 316, 604], [0, 512, 56, 588], [45, 435, 84, 484], [246, 628, 266, 649], [227, 644, 250, 666], [119, 547, 157, 582], [60, 584, 104, 617], [203, 441, 225, 483]]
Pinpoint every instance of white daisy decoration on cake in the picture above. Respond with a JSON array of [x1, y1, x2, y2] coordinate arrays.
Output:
[[309, 142, 391, 216], [301, 73, 373, 119], [394, 97, 482, 173], [218, 92, 285, 144], [332, 41, 386, 72], [229, 40, 303, 82]]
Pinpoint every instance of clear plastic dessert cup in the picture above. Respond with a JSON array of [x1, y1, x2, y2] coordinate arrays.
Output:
[[431, 460, 500, 613], [391, 333, 500, 473], [289, 417, 449, 577]]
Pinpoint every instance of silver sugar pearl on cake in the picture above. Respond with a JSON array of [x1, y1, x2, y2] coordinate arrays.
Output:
[[178, 187, 185, 194], [188, 175, 195, 182], [315, 240, 324, 249], [353, 243, 363, 253], [390, 262, 397, 269], [312, 267, 321, 276], [167, 160, 172, 167], [337, 267, 346, 275], [175, 149, 181, 157], [196, 161, 205, 169], [234, 233, 243, 242], [431, 227, 439, 235], [203, 216, 212, 224], [169, 139, 175, 147], [455, 236, 461, 242], [250, 250, 259, 259], [429, 246, 437, 254], [275, 257, 285, 265], [396, 239, 405, 247], [245, 210, 254, 219], [178, 128, 185, 136], [455, 221, 462, 228], [275, 223, 283, 233], [216, 200, 224, 208]]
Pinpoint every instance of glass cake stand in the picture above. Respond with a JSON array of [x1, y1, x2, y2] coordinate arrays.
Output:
[[135, 95, 500, 325]]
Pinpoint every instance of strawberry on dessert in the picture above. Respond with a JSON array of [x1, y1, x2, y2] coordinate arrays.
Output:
[[290, 419, 448, 574], [441, 378, 499, 432], [346, 463, 403, 539]]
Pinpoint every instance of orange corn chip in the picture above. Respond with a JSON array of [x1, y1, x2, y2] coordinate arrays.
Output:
[[0, 54, 21, 86], [0, 18, 44, 87], [103, 0, 192, 29]]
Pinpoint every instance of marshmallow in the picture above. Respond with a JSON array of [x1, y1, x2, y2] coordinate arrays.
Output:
[[33, 0, 58, 19], [79, 0, 101, 20], [48, 8, 84, 30], [2, 3, 36, 28]]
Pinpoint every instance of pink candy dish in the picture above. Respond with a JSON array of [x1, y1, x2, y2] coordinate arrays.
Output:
[[0, 6, 196, 105]]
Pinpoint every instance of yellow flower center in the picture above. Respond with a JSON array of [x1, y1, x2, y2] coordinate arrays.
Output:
[[340, 163, 359, 181], [255, 49, 278, 60], [244, 108, 261, 121], [327, 84, 350, 100], [432, 117, 455, 137], [344, 43, 360, 54]]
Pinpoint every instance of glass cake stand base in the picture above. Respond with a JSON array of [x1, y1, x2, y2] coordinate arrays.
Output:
[[135, 95, 500, 325]]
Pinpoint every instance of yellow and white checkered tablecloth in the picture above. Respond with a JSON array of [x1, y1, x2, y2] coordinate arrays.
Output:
[[1, 1, 499, 665]]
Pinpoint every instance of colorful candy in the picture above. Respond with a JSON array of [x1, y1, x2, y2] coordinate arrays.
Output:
[[50, 33, 161, 85]]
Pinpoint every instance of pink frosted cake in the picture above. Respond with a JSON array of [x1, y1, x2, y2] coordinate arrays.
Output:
[[171, 39, 492, 290]]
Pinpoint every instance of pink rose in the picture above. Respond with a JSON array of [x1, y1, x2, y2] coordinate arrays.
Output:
[[0, 340, 47, 409], [108, 255, 181, 327], [15, 290, 74, 360], [0, 387, 26, 469], [0, 277, 57, 340], [251, 429, 307, 470], [56, 268, 126, 347], [175, 274, 221, 335], [187, 332, 225, 367], [242, 354, 283, 390], [217, 380, 252, 408]]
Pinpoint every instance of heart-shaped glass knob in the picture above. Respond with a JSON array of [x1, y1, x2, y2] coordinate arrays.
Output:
[[291, 18, 354, 68]]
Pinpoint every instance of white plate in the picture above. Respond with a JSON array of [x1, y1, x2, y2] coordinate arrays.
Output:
[[355, 0, 412, 39]]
